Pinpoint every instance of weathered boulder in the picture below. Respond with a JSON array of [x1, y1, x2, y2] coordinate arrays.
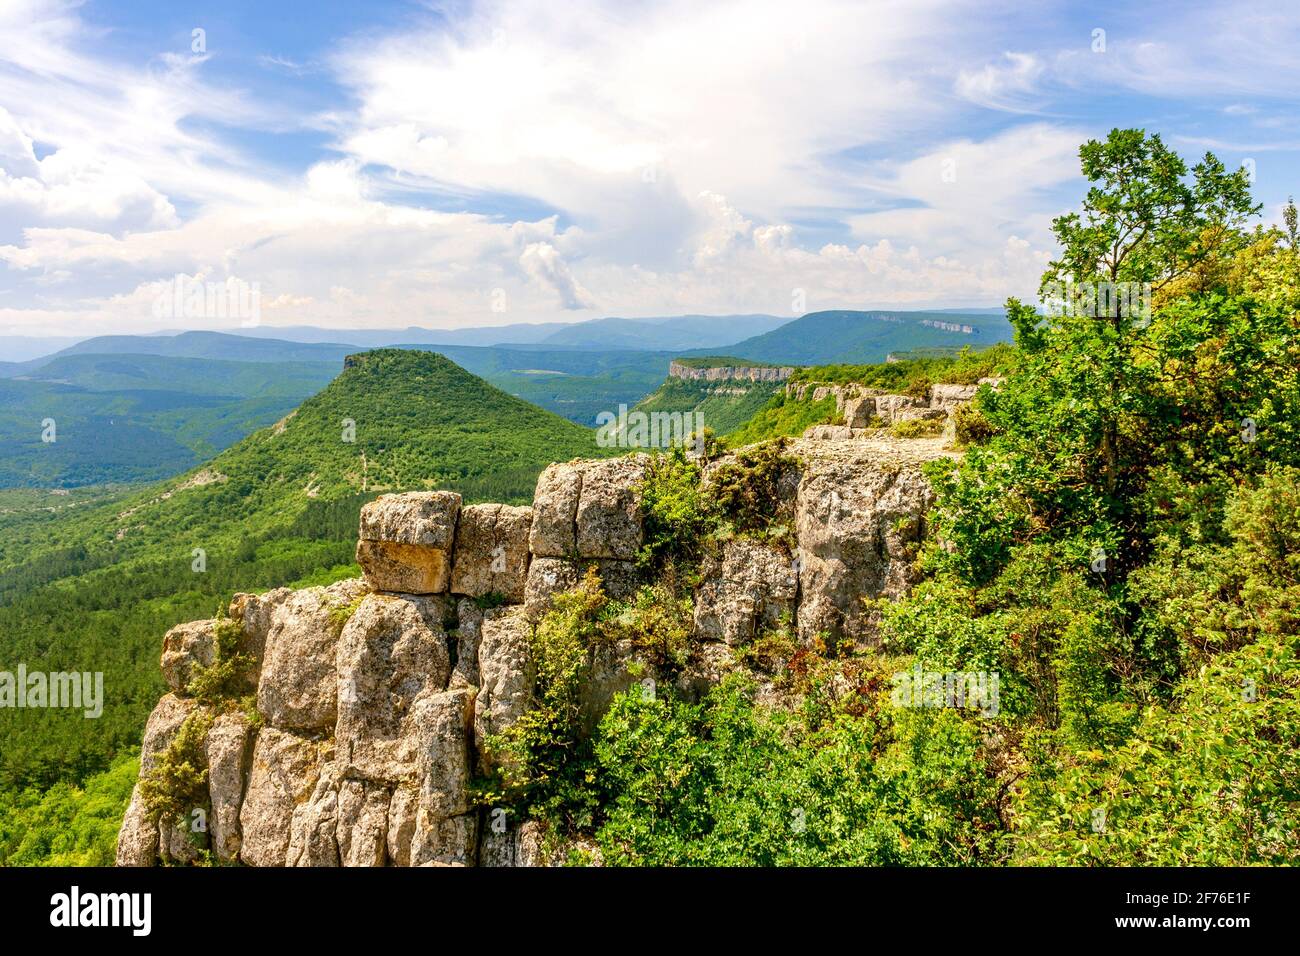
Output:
[[336, 778, 390, 867], [257, 578, 367, 732], [357, 492, 461, 593], [694, 539, 798, 646], [410, 812, 477, 867], [408, 688, 477, 866], [529, 462, 584, 557], [159, 620, 215, 695], [451, 503, 532, 602], [592, 559, 640, 601], [841, 395, 877, 428], [359, 490, 462, 546], [206, 712, 254, 863], [873, 394, 928, 423], [115, 793, 157, 868], [795, 451, 933, 646], [450, 598, 484, 689], [929, 383, 979, 409], [524, 557, 578, 621], [239, 728, 326, 867], [286, 761, 342, 867], [580, 639, 653, 736], [115, 693, 198, 867], [479, 817, 549, 867], [159, 816, 206, 865], [473, 607, 535, 772], [386, 784, 419, 867], [412, 688, 475, 818], [894, 406, 947, 423], [336, 593, 453, 784], [575, 455, 648, 560], [530, 457, 648, 561], [803, 424, 855, 441], [228, 587, 292, 668]]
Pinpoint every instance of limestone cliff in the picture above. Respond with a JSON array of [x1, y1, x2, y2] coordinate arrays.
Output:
[[668, 360, 796, 382], [116, 423, 962, 867]]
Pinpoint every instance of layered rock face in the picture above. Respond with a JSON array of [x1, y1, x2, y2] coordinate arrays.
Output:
[[118, 431, 951, 867], [668, 361, 796, 382], [787, 379, 1000, 439]]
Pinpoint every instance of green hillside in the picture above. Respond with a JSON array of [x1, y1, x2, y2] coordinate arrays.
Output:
[[722, 309, 1013, 365], [0, 350, 605, 791], [627, 376, 783, 439], [724, 345, 1016, 446]]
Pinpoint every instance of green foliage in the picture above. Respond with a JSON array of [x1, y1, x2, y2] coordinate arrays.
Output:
[[889, 418, 944, 439], [887, 130, 1300, 863], [607, 578, 694, 670], [487, 569, 607, 827], [1015, 628, 1300, 865], [589, 674, 1007, 866], [725, 392, 837, 446], [638, 446, 714, 572], [952, 401, 998, 446], [138, 709, 213, 830], [793, 342, 1016, 390], [0, 753, 139, 866], [707, 439, 800, 536], [187, 611, 257, 705], [1043, 129, 1258, 294]]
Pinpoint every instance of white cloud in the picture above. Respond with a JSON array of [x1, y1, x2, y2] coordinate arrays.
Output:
[[24, 0, 1283, 337], [955, 52, 1045, 112], [848, 124, 1085, 255], [519, 241, 597, 310]]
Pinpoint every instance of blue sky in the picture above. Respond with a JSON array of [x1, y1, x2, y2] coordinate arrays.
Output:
[[1, 0, 1298, 336]]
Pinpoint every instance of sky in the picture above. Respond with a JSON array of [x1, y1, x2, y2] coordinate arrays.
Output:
[[1, 0, 1298, 337]]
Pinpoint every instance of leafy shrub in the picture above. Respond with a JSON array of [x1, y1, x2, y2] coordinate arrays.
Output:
[[186, 610, 257, 705], [589, 674, 1008, 866], [707, 439, 800, 536], [953, 401, 998, 445], [608, 579, 694, 671], [638, 446, 715, 572], [138, 709, 213, 830], [889, 418, 944, 439], [486, 568, 606, 827]]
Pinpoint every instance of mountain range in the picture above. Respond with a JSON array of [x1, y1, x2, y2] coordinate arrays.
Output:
[[0, 309, 1010, 489]]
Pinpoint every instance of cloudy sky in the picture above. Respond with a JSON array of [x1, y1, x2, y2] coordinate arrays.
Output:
[[1, 0, 1298, 337]]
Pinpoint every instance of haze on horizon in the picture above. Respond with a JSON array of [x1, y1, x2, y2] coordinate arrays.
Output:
[[1, 0, 1298, 339]]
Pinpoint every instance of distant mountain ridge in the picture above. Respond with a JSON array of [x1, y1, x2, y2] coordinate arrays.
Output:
[[715, 309, 1013, 365]]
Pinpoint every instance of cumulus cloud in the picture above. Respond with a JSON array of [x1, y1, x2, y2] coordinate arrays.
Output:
[[519, 241, 597, 310]]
